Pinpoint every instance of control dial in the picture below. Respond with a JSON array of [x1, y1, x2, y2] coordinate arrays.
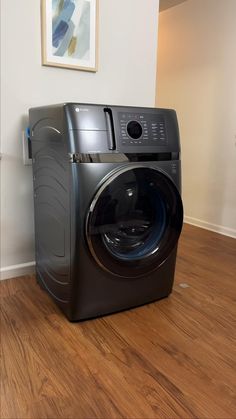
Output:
[[127, 121, 143, 139]]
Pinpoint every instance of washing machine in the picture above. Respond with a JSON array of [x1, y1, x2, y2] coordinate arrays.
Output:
[[29, 103, 183, 321]]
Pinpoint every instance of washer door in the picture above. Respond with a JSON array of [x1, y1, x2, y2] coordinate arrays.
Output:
[[86, 166, 183, 278]]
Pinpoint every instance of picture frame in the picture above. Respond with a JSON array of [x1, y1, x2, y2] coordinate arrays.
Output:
[[41, 0, 98, 72]]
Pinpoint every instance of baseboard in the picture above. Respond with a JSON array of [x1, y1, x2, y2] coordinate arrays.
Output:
[[0, 261, 36, 281], [184, 216, 236, 239]]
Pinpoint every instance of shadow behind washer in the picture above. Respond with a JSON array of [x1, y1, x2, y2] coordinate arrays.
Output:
[[29, 103, 183, 321]]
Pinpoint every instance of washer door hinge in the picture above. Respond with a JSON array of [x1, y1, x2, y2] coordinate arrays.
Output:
[[68, 153, 81, 163]]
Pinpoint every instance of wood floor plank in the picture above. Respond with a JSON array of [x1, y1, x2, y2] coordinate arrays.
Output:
[[1, 224, 236, 418]]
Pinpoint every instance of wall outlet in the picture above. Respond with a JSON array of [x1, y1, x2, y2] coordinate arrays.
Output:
[[22, 130, 32, 165]]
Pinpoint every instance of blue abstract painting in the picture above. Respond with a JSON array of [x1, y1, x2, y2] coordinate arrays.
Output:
[[42, 0, 97, 71]]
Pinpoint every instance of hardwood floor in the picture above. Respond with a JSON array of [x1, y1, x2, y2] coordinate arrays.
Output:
[[1, 224, 236, 418]]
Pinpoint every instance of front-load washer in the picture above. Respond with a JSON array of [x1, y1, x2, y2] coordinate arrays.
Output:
[[29, 103, 183, 321]]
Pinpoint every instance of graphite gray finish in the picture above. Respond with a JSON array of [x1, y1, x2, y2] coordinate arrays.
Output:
[[29, 103, 183, 321]]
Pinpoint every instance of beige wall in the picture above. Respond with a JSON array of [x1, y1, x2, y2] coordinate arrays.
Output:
[[0, 0, 159, 279], [156, 0, 236, 237]]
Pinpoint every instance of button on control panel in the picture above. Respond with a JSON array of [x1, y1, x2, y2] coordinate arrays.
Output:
[[118, 112, 168, 146]]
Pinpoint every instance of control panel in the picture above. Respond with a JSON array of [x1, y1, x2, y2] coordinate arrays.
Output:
[[118, 112, 168, 146]]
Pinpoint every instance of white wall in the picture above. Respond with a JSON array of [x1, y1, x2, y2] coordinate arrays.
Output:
[[156, 0, 236, 237], [0, 0, 159, 279]]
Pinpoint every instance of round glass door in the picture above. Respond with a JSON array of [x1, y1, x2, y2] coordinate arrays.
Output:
[[86, 166, 183, 278]]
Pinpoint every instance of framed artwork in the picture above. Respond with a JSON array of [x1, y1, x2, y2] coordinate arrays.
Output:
[[41, 0, 98, 72]]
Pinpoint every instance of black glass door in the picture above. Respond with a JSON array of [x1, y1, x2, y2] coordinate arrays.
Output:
[[86, 167, 183, 278]]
